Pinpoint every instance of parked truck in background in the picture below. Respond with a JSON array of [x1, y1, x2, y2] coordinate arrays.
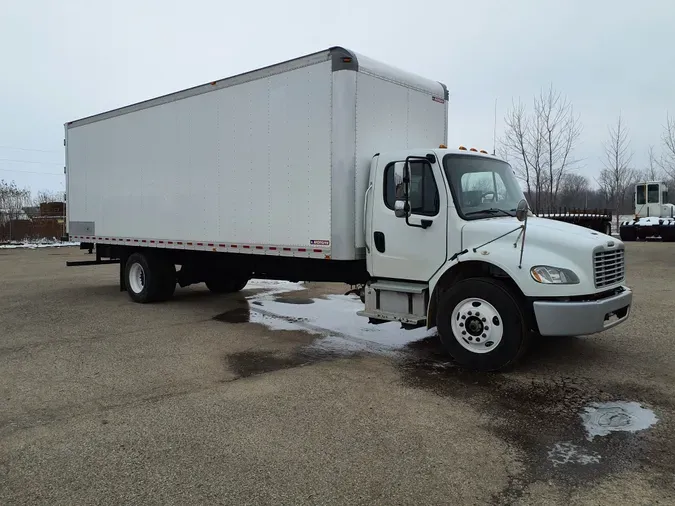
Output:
[[64, 47, 632, 371], [619, 181, 675, 241]]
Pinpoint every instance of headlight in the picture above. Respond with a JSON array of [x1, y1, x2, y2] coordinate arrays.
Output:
[[530, 265, 579, 284]]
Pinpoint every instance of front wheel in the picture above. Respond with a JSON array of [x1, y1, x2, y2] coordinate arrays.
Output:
[[436, 277, 533, 371]]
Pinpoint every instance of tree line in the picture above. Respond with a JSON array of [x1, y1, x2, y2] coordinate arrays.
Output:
[[0, 180, 63, 222], [499, 85, 675, 229]]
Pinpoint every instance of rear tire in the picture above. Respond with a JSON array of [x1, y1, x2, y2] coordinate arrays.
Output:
[[205, 276, 249, 294], [436, 277, 533, 371], [620, 224, 636, 241], [124, 252, 176, 303], [660, 225, 675, 242]]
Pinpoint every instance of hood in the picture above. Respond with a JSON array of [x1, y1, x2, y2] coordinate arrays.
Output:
[[462, 215, 615, 251], [459, 216, 621, 295]]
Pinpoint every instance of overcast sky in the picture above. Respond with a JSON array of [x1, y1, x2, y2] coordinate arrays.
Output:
[[1, 0, 672, 196]]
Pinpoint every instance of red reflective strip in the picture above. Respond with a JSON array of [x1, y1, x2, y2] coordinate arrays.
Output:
[[208, 243, 214, 247], [255, 246, 263, 250], [197, 243, 203, 246], [126, 239, 131, 242], [218, 244, 226, 248], [187, 242, 193, 246], [243, 245, 250, 249], [269, 247, 277, 251], [142, 240, 146, 243], [168, 241, 173, 244], [134, 240, 139, 243], [177, 242, 183, 245], [298, 248, 306, 252], [150, 240, 155, 243], [313, 249, 322, 253], [283, 247, 291, 251], [159, 240, 164, 244], [230, 245, 237, 248]]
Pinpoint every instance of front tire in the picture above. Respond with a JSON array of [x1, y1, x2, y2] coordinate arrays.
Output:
[[436, 277, 532, 371]]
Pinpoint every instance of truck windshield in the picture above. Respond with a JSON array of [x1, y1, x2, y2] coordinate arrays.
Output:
[[442, 154, 526, 220]]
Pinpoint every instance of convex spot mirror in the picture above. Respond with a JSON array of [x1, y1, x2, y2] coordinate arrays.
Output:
[[516, 199, 529, 222]]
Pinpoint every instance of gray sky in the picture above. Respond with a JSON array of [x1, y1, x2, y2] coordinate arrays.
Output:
[[1, 0, 672, 196]]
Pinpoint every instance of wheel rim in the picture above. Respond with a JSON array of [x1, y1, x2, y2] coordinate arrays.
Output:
[[128, 262, 146, 294], [450, 297, 504, 354]]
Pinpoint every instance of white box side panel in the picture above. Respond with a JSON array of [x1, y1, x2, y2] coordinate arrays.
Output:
[[330, 70, 358, 261], [67, 61, 333, 246], [353, 73, 448, 248]]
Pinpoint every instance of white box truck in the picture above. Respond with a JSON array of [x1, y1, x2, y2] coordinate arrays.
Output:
[[64, 46, 632, 370]]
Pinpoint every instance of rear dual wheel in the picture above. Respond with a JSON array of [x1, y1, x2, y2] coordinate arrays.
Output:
[[205, 276, 249, 294], [125, 252, 176, 303], [436, 277, 533, 371]]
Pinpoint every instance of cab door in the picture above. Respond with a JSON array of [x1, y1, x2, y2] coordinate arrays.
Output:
[[367, 154, 448, 282]]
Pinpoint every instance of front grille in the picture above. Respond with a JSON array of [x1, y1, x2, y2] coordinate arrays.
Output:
[[594, 248, 625, 288]]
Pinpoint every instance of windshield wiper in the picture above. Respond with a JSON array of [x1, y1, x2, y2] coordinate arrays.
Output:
[[464, 208, 515, 217]]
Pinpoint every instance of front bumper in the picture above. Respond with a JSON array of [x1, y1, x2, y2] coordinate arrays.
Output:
[[532, 287, 632, 337]]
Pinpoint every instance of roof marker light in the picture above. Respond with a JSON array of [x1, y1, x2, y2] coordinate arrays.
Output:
[[458, 145, 467, 150]]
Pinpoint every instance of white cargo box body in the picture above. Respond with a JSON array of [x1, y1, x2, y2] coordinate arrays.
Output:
[[66, 47, 448, 261]]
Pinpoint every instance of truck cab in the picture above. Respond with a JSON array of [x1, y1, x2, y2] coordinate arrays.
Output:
[[361, 146, 632, 370], [634, 181, 674, 219], [619, 181, 675, 241]]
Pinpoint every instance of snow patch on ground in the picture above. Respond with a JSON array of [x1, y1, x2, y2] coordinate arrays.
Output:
[[580, 401, 658, 441], [0, 240, 80, 250], [244, 287, 434, 354], [548, 442, 601, 467], [245, 279, 306, 299]]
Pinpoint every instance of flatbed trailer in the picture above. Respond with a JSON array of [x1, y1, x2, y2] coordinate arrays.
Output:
[[538, 208, 613, 235]]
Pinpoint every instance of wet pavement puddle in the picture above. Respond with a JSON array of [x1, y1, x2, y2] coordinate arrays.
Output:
[[215, 280, 670, 498], [547, 442, 601, 467], [580, 401, 659, 440]]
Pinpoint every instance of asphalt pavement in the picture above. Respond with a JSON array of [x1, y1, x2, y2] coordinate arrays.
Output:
[[1, 244, 673, 505]]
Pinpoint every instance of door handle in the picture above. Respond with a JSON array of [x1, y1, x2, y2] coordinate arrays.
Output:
[[374, 231, 385, 253]]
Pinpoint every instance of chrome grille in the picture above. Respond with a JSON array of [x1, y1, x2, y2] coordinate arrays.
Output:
[[594, 248, 625, 288]]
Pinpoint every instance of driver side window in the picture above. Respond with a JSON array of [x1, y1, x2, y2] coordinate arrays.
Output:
[[384, 161, 439, 216]]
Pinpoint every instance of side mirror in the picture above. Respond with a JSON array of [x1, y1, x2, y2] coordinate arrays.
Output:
[[516, 199, 529, 222], [393, 162, 409, 218]]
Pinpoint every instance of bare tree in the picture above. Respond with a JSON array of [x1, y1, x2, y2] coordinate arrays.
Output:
[[538, 84, 583, 209], [641, 145, 661, 181], [657, 112, 675, 178], [500, 85, 581, 213], [33, 189, 64, 206], [0, 180, 31, 222], [599, 114, 636, 231], [558, 173, 590, 208]]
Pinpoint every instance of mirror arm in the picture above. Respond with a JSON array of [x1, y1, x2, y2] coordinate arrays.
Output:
[[400, 155, 436, 230]]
